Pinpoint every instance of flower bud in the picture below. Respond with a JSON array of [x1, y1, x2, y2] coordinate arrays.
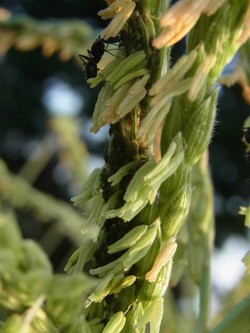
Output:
[[108, 225, 148, 254], [102, 311, 126, 333]]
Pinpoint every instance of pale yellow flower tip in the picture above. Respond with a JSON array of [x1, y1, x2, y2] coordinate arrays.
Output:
[[153, 0, 207, 48], [153, 0, 225, 48], [100, 0, 136, 40], [160, 0, 206, 27], [145, 238, 177, 282], [98, 0, 129, 20], [238, 5, 250, 45]]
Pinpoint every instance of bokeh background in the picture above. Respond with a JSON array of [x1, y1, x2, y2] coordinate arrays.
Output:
[[0, 0, 249, 320]]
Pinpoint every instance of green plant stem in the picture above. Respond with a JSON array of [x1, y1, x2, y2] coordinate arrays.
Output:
[[0, 159, 84, 245], [19, 134, 55, 184], [211, 295, 250, 333], [196, 246, 212, 333], [194, 155, 214, 333]]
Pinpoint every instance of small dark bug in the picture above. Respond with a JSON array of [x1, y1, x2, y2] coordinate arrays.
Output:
[[242, 127, 250, 144], [79, 36, 120, 79]]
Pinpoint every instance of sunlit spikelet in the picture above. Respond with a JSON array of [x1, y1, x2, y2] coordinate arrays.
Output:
[[115, 74, 149, 118], [89, 221, 159, 277], [238, 4, 250, 45], [108, 225, 148, 254], [99, 0, 136, 39], [149, 50, 198, 96], [145, 238, 177, 282], [92, 73, 149, 132], [91, 84, 115, 133], [138, 103, 170, 145], [138, 51, 197, 144], [153, 0, 225, 48], [153, 0, 208, 48], [105, 137, 184, 221], [103, 82, 131, 121], [71, 168, 102, 205], [108, 161, 138, 186]]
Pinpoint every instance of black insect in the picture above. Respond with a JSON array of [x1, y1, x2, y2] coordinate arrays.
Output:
[[79, 36, 120, 79], [242, 127, 250, 144]]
